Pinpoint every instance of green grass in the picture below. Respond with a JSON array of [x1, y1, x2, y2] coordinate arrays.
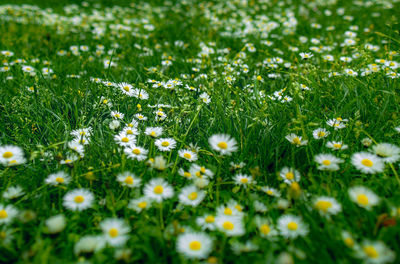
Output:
[[0, 0, 400, 263]]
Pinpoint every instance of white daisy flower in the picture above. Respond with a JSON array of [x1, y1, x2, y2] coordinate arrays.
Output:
[[45, 171, 71, 186], [178, 149, 198, 162], [0, 204, 18, 225], [128, 197, 152, 213], [2, 186, 25, 199], [348, 186, 380, 210], [254, 216, 278, 239], [63, 189, 94, 211], [143, 178, 174, 202], [314, 153, 344, 171], [313, 196, 342, 216], [356, 240, 395, 264], [285, 134, 308, 146], [277, 214, 309, 239], [279, 167, 301, 184], [176, 232, 213, 259], [260, 186, 281, 197], [351, 152, 384, 174], [124, 145, 148, 161], [0, 145, 26, 166], [312, 128, 330, 139], [326, 141, 348, 151], [178, 185, 206, 207], [116, 171, 141, 188], [111, 111, 124, 120], [233, 174, 255, 188], [196, 214, 216, 231], [215, 215, 245, 237], [208, 134, 238, 155], [371, 143, 400, 163], [100, 218, 131, 247], [144, 127, 163, 138], [155, 138, 177, 152]]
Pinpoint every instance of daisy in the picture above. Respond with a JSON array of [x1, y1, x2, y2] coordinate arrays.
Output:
[[2, 186, 25, 199], [326, 141, 348, 151], [279, 167, 301, 184], [68, 141, 85, 156], [341, 231, 356, 248], [277, 214, 309, 239], [233, 174, 255, 188], [178, 149, 198, 162], [74, 235, 106, 255], [0, 204, 18, 225], [128, 197, 152, 213], [124, 145, 148, 161], [111, 111, 124, 120], [116, 171, 141, 188], [176, 232, 213, 259], [215, 215, 245, 236], [0, 145, 26, 166], [100, 218, 131, 247], [196, 214, 216, 231], [351, 152, 384, 174], [144, 127, 163, 138], [45, 171, 71, 186], [260, 186, 281, 197], [208, 134, 238, 155], [255, 216, 278, 239], [155, 138, 177, 151], [63, 189, 94, 211], [314, 153, 344, 171], [312, 128, 330, 140], [348, 186, 380, 210], [356, 240, 395, 264], [118, 82, 134, 96], [135, 113, 147, 121], [326, 119, 346, 130], [70, 127, 93, 138], [121, 126, 139, 136], [60, 155, 79, 165], [114, 132, 137, 148], [285, 134, 308, 147], [189, 164, 214, 180], [143, 178, 174, 202], [313, 196, 342, 216], [216, 202, 244, 217], [371, 143, 400, 163], [178, 185, 206, 207]]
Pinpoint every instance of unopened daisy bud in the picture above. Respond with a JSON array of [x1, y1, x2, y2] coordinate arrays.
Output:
[[46, 214, 66, 234], [109, 120, 120, 130], [289, 182, 301, 198], [361, 137, 372, 147]]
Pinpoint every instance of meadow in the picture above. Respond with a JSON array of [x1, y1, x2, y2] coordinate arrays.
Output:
[[0, 0, 400, 263]]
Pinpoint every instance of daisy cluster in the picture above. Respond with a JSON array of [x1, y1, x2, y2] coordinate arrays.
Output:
[[0, 0, 400, 263]]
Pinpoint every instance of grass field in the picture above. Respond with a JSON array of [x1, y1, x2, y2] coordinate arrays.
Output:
[[0, 0, 400, 263]]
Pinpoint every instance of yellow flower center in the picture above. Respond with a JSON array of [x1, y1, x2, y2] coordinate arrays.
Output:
[[357, 194, 369, 206], [224, 208, 233, 215], [222, 221, 234, 230], [121, 137, 129, 142], [205, 215, 215, 223], [293, 137, 301, 145], [138, 201, 147, 209], [154, 185, 164, 194], [126, 130, 133, 135], [161, 141, 169, 147], [322, 160, 331, 166], [74, 195, 85, 203], [260, 224, 270, 235], [64, 159, 72, 163], [200, 167, 206, 173], [55, 177, 64, 183], [189, 241, 201, 250], [217, 142, 228, 149], [124, 176, 134, 185], [361, 159, 373, 167], [315, 201, 332, 212], [317, 131, 325, 137], [266, 190, 274, 195], [188, 192, 198, 200], [235, 205, 242, 211], [150, 131, 156, 137], [109, 228, 119, 238], [0, 210, 8, 219], [363, 246, 379, 259], [240, 178, 249, 184], [344, 237, 354, 247], [286, 172, 294, 180], [0, 231, 6, 239], [287, 222, 298, 231], [333, 143, 342, 149], [195, 171, 201, 177], [183, 153, 192, 159], [183, 172, 191, 178], [123, 86, 130, 91], [132, 149, 141, 155], [115, 114, 120, 118], [2, 152, 13, 158]]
